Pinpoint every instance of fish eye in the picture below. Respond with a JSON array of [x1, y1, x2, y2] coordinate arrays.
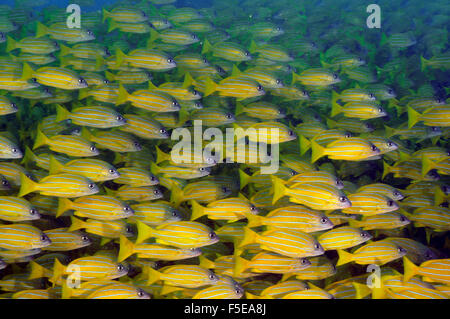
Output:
[[53, 41, 59, 47], [87, 30, 93, 36], [167, 58, 174, 63], [302, 90, 308, 96], [117, 264, 124, 272], [226, 113, 233, 119], [300, 258, 308, 265], [398, 247, 406, 254], [314, 243, 321, 250], [257, 85, 263, 91], [10, 103, 17, 110], [31, 78, 37, 83], [124, 206, 131, 212], [109, 169, 116, 174], [393, 191, 400, 197], [387, 141, 394, 147], [378, 107, 384, 113], [171, 210, 178, 217], [245, 51, 250, 56], [40, 234, 48, 242], [126, 225, 133, 233], [153, 189, 161, 195], [90, 146, 97, 152], [134, 142, 141, 148], [1, 179, 8, 186], [30, 208, 37, 215], [88, 183, 95, 189], [222, 186, 229, 193], [388, 89, 393, 94], [209, 231, 217, 239], [361, 231, 370, 238], [339, 196, 348, 203], [78, 78, 85, 84], [371, 145, 379, 152], [399, 215, 407, 222], [336, 180, 344, 188], [191, 34, 197, 39], [203, 58, 208, 64], [369, 93, 374, 99], [137, 290, 145, 298], [250, 205, 256, 211], [199, 167, 205, 172], [333, 73, 338, 79], [431, 126, 439, 132], [209, 274, 216, 280], [44, 88, 50, 94], [276, 79, 282, 84], [103, 79, 109, 84], [192, 90, 199, 96], [159, 128, 167, 134], [11, 148, 18, 153], [290, 170, 296, 176], [358, 57, 363, 62], [172, 100, 179, 107], [116, 115, 123, 121], [387, 200, 394, 207], [320, 217, 329, 224], [288, 130, 294, 136], [81, 235, 89, 242]]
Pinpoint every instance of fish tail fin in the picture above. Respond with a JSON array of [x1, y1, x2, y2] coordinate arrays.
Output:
[[21, 62, 35, 82], [105, 71, 115, 82], [94, 54, 104, 70], [384, 125, 396, 138], [80, 127, 93, 141], [204, 77, 217, 97], [348, 219, 363, 228], [235, 101, 245, 116], [421, 156, 435, 178], [33, 128, 50, 150], [326, 117, 337, 129], [18, 173, 38, 197], [116, 83, 129, 105], [178, 104, 190, 126], [61, 280, 73, 299], [331, 100, 343, 117], [59, 44, 71, 57], [145, 266, 162, 286], [311, 140, 326, 163], [148, 80, 158, 91], [249, 40, 258, 53], [107, 19, 118, 33], [382, 161, 393, 179], [190, 200, 206, 221], [160, 284, 181, 296], [353, 282, 372, 299], [337, 249, 354, 266], [271, 175, 287, 204], [36, 21, 49, 38], [231, 64, 242, 77], [6, 36, 17, 52], [331, 90, 340, 104], [49, 155, 65, 175], [407, 106, 421, 129], [67, 216, 86, 232], [198, 255, 215, 269], [403, 256, 419, 283], [136, 220, 155, 244], [420, 56, 428, 71], [56, 198, 73, 218], [55, 104, 70, 123], [115, 48, 127, 67], [239, 169, 251, 189], [101, 8, 110, 23], [78, 88, 90, 100], [150, 161, 160, 175], [299, 135, 311, 156], [201, 38, 212, 54], [244, 212, 263, 228], [28, 261, 47, 280], [170, 184, 184, 207], [182, 72, 194, 88], [291, 72, 301, 85], [118, 235, 135, 262], [149, 28, 159, 43], [434, 186, 446, 206], [21, 146, 37, 166], [50, 258, 66, 286], [155, 145, 170, 164], [233, 256, 250, 277], [237, 226, 259, 249]]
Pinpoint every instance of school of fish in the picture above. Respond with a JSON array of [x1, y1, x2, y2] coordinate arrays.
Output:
[[0, 0, 448, 299]]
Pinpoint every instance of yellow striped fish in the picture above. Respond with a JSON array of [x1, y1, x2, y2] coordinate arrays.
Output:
[[33, 129, 98, 157], [44, 228, 91, 251], [55, 104, 126, 129], [337, 240, 407, 266], [57, 195, 133, 220], [21, 63, 88, 90], [129, 200, 182, 226], [0, 224, 51, 250], [318, 226, 372, 250], [49, 156, 119, 182], [190, 197, 258, 221]]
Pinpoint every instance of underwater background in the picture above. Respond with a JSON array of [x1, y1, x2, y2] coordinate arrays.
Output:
[[0, 0, 448, 299]]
